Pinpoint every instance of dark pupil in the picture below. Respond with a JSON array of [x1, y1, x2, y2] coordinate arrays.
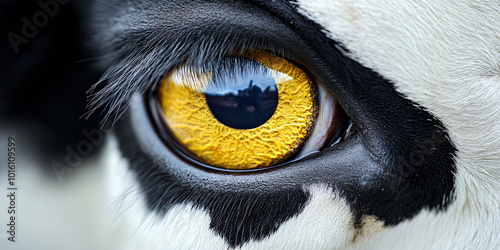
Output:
[[205, 75, 279, 129]]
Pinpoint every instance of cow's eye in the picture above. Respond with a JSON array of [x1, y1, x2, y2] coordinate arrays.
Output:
[[154, 50, 352, 171]]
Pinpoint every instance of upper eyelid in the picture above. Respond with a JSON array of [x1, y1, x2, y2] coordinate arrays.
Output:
[[86, 18, 303, 126]]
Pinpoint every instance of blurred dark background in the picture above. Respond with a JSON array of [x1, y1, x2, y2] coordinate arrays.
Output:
[[0, 0, 103, 172]]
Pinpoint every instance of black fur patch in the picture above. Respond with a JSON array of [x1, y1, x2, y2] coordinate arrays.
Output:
[[104, 0, 456, 247], [114, 132, 308, 247], [2, 0, 458, 247]]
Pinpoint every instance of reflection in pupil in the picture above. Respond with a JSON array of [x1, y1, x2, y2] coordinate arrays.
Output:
[[205, 78, 279, 130]]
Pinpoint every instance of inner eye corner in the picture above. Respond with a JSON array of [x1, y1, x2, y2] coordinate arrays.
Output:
[[151, 49, 354, 172]]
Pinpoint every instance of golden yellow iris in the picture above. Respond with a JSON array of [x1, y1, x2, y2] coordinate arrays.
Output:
[[158, 50, 318, 170]]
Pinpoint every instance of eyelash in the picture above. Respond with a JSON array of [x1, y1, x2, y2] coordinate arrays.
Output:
[[84, 35, 283, 126]]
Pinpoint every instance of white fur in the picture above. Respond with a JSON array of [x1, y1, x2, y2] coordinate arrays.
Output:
[[239, 185, 356, 249], [296, 0, 500, 248]]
